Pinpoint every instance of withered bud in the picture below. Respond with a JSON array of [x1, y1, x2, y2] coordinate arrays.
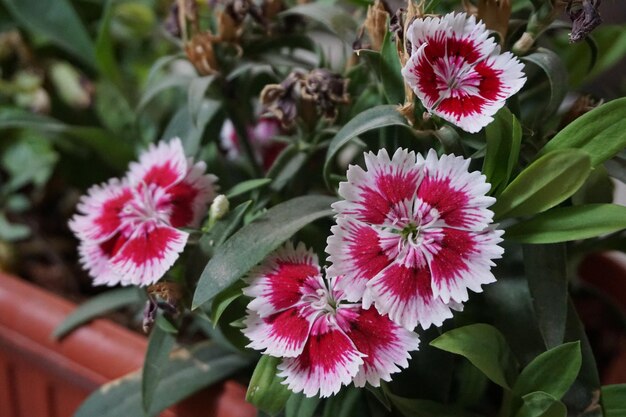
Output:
[[462, 0, 478, 15], [567, 0, 602, 43], [477, 0, 512, 44], [148, 282, 182, 312], [185, 32, 219, 75], [142, 299, 158, 333], [390, 8, 405, 45], [262, 0, 284, 21], [364, 0, 390, 51], [300, 69, 350, 121], [260, 71, 303, 128], [166, 0, 198, 40], [217, 9, 242, 42]]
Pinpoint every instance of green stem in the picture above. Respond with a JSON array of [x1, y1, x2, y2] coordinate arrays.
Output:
[[498, 389, 513, 417], [223, 99, 263, 178]]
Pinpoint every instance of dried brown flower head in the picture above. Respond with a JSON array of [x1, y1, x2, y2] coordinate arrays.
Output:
[[364, 0, 390, 51], [567, 0, 602, 43], [300, 69, 350, 121], [185, 32, 219, 75], [260, 71, 303, 128]]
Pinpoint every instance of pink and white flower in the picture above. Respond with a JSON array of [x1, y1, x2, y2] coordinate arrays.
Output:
[[242, 242, 419, 398], [401, 12, 526, 133], [69, 138, 217, 287], [327, 149, 503, 330], [220, 117, 285, 170]]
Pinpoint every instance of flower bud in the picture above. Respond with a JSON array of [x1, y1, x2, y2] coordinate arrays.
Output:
[[210, 194, 230, 221]]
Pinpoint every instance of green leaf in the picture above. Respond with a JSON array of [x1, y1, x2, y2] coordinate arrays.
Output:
[[209, 280, 244, 325], [430, 323, 516, 389], [433, 125, 464, 155], [226, 178, 272, 199], [512, 342, 582, 400], [192, 195, 336, 308], [0, 108, 133, 172], [0, 212, 30, 241], [280, 4, 357, 44], [564, 300, 602, 415], [324, 105, 409, 186], [267, 146, 308, 192], [246, 355, 292, 415], [1, 0, 96, 68], [75, 342, 252, 417], [483, 278, 546, 366], [602, 384, 626, 417], [142, 322, 176, 412], [521, 48, 568, 122], [285, 393, 321, 417], [387, 393, 483, 417], [95, 0, 122, 87], [201, 200, 253, 251], [558, 25, 626, 86], [482, 107, 522, 195], [539, 97, 626, 167], [523, 244, 568, 350], [52, 288, 142, 339], [515, 392, 567, 417], [137, 75, 193, 112], [492, 149, 591, 219], [380, 27, 404, 105], [187, 76, 216, 127], [322, 387, 363, 417], [1, 135, 58, 191], [506, 204, 626, 243]]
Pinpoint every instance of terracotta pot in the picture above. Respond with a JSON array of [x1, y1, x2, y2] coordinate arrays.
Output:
[[0, 272, 256, 417], [578, 251, 626, 384]]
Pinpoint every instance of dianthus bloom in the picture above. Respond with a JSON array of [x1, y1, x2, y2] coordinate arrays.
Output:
[[242, 242, 419, 398], [401, 12, 526, 133], [220, 117, 284, 170], [327, 149, 503, 330], [69, 138, 217, 286]]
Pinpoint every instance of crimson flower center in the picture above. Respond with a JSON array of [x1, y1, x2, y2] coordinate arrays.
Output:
[[432, 56, 481, 101], [120, 183, 170, 231], [302, 285, 338, 315]]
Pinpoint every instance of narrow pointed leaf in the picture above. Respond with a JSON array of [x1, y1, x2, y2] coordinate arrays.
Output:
[[430, 324, 516, 389], [387, 393, 483, 417], [2, 0, 96, 68], [192, 195, 336, 308], [380, 28, 404, 105], [482, 107, 522, 195], [523, 244, 568, 349], [226, 178, 272, 199], [506, 204, 626, 243], [602, 384, 626, 417], [512, 342, 582, 400], [142, 321, 176, 412], [540, 97, 626, 167], [75, 342, 252, 417], [515, 392, 567, 417], [324, 105, 409, 186], [521, 48, 568, 122], [280, 4, 357, 44], [492, 149, 591, 219], [53, 288, 142, 339], [285, 393, 320, 417]]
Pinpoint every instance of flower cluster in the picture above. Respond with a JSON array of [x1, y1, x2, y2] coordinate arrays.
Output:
[[328, 149, 503, 330], [242, 242, 420, 397], [402, 12, 526, 133], [243, 148, 503, 397], [69, 138, 217, 287]]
